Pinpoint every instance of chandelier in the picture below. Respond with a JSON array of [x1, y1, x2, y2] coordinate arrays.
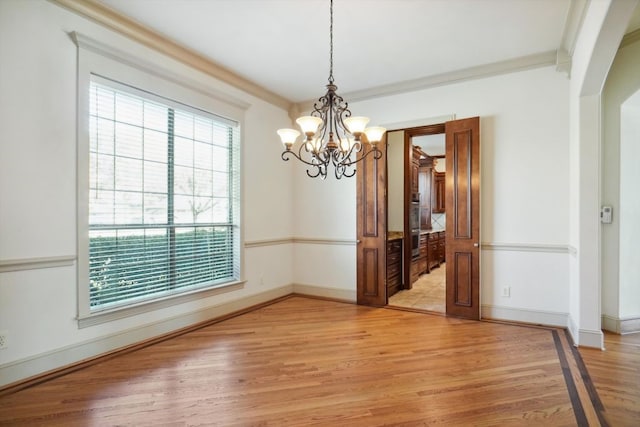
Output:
[[276, 0, 386, 179]]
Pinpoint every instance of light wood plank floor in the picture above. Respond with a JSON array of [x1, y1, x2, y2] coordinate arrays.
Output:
[[0, 296, 624, 426], [578, 332, 640, 426]]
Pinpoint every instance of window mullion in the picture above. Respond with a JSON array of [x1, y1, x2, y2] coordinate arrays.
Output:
[[167, 108, 176, 290]]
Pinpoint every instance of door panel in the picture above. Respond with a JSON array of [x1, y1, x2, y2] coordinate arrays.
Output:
[[446, 117, 480, 319], [357, 136, 387, 306], [362, 248, 380, 296], [453, 252, 472, 306]]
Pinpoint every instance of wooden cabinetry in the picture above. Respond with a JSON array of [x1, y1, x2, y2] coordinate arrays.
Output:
[[438, 231, 446, 264], [420, 231, 446, 274], [410, 233, 429, 285], [410, 146, 421, 194], [432, 171, 446, 213], [410, 263, 419, 285], [386, 238, 403, 297], [428, 233, 440, 271], [418, 233, 428, 275], [418, 158, 433, 230], [411, 232, 447, 280]]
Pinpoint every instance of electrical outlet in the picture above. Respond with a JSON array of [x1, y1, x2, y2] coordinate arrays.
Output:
[[0, 331, 8, 350], [501, 286, 511, 297]]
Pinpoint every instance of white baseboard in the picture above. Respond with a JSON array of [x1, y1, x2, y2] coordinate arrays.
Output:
[[602, 314, 620, 334], [602, 314, 640, 334], [292, 283, 356, 302], [481, 304, 568, 328], [578, 328, 604, 349], [0, 284, 293, 388], [567, 315, 579, 345], [621, 317, 640, 334]]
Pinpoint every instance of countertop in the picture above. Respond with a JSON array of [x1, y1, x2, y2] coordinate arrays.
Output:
[[388, 230, 444, 240], [387, 231, 404, 240], [420, 229, 445, 235]]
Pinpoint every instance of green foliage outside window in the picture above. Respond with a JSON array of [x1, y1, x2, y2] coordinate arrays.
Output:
[[89, 227, 234, 307]]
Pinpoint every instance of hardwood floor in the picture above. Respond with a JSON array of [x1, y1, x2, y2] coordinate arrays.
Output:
[[578, 331, 640, 426], [0, 296, 628, 426]]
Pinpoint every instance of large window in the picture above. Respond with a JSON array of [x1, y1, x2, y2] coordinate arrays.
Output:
[[86, 76, 240, 313]]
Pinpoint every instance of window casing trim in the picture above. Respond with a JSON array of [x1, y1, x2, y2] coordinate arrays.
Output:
[[77, 280, 246, 328], [75, 31, 245, 325], [71, 32, 251, 114]]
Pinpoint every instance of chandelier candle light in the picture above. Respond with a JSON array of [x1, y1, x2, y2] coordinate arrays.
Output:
[[276, 0, 386, 179]]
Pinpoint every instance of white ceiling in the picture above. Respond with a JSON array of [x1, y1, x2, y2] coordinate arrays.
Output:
[[413, 134, 445, 157], [96, 0, 639, 104]]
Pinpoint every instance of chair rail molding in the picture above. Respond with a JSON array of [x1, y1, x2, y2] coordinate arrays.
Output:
[[244, 237, 356, 248], [0, 255, 76, 273], [480, 242, 571, 253]]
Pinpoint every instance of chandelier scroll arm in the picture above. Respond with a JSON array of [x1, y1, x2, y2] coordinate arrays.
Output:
[[281, 146, 328, 179], [335, 143, 383, 169]]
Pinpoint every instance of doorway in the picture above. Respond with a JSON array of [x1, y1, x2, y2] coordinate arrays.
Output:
[[387, 125, 447, 313], [356, 117, 481, 320]]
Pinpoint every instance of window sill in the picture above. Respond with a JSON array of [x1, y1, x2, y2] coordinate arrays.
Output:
[[77, 280, 245, 328]]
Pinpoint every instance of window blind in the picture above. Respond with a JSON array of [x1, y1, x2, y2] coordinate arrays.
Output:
[[88, 76, 240, 311]]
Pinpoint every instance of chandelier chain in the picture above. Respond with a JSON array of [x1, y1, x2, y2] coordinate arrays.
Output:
[[329, 0, 334, 84]]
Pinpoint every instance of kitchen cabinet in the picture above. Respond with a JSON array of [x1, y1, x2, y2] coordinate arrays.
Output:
[[423, 230, 446, 272], [418, 233, 429, 275], [428, 233, 440, 271], [409, 231, 448, 279], [438, 231, 446, 264], [411, 146, 421, 195], [432, 171, 445, 213], [410, 259, 420, 285], [410, 233, 429, 285], [387, 238, 403, 297], [418, 157, 433, 230]]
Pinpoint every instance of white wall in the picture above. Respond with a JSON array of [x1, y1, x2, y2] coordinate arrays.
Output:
[[362, 67, 571, 245], [387, 131, 405, 233], [568, 0, 638, 346], [0, 0, 294, 387], [290, 159, 358, 296], [620, 102, 640, 318], [292, 64, 573, 325], [602, 37, 640, 331]]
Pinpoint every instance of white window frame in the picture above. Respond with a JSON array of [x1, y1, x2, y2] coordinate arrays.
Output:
[[74, 32, 247, 327]]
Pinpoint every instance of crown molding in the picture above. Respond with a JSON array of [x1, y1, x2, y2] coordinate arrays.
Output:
[[556, 48, 572, 76], [553, 0, 590, 77], [71, 32, 251, 114], [560, 0, 589, 56], [295, 50, 558, 113], [621, 28, 640, 48], [50, 0, 292, 111], [51, 0, 584, 117]]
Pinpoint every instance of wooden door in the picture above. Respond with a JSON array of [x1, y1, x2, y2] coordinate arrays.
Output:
[[356, 135, 387, 306], [445, 117, 480, 319]]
